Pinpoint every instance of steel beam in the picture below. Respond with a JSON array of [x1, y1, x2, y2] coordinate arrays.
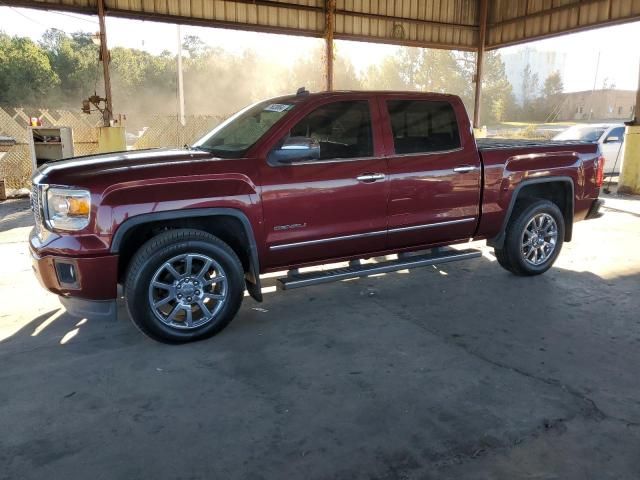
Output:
[[325, 0, 336, 92], [97, 0, 113, 126], [473, 0, 488, 129], [618, 61, 640, 195]]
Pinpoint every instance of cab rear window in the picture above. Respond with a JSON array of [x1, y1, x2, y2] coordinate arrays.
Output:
[[387, 100, 461, 154]]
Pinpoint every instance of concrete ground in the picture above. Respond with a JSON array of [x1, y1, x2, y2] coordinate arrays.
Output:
[[1, 194, 639, 480]]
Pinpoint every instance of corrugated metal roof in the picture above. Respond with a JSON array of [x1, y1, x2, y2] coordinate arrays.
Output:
[[8, 0, 640, 50], [487, 0, 640, 48]]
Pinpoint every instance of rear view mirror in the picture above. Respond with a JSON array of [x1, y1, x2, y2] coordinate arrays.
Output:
[[269, 136, 320, 164], [605, 136, 620, 143]]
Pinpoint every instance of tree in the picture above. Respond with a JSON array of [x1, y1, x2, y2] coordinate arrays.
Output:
[[362, 47, 467, 100], [109, 46, 177, 115], [0, 32, 60, 106], [520, 63, 540, 117], [39, 29, 99, 108], [479, 51, 517, 124], [532, 70, 564, 121], [542, 71, 563, 98], [182, 35, 210, 59], [287, 45, 364, 93]]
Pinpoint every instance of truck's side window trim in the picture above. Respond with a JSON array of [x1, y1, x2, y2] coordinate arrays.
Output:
[[387, 100, 462, 155]]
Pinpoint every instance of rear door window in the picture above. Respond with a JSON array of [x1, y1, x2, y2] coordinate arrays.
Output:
[[387, 100, 461, 154]]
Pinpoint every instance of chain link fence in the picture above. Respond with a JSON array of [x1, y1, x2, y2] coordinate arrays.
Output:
[[0, 107, 102, 190], [0, 108, 224, 190], [131, 115, 223, 150]]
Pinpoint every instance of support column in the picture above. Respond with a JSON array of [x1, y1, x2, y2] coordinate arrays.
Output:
[[473, 0, 488, 130], [97, 0, 113, 126], [325, 0, 336, 92], [618, 61, 640, 195]]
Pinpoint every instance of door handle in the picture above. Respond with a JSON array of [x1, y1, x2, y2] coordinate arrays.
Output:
[[356, 173, 386, 183], [453, 165, 478, 173]]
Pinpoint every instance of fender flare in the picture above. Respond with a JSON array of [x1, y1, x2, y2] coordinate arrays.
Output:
[[488, 176, 575, 249], [110, 207, 263, 302]]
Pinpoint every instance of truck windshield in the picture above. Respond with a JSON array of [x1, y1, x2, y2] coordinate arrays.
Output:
[[193, 100, 295, 158], [553, 125, 606, 142]]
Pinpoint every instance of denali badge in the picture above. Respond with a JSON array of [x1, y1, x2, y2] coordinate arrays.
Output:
[[274, 223, 307, 231]]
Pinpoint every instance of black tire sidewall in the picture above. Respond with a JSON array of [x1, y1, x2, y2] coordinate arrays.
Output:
[[506, 200, 565, 275], [126, 237, 244, 343]]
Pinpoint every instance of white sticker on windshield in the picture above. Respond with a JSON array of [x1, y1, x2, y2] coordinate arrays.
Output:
[[264, 103, 293, 112]]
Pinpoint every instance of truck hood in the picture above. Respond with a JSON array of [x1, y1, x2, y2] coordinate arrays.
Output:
[[32, 148, 224, 187]]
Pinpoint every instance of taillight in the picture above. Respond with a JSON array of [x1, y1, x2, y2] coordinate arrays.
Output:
[[595, 155, 605, 187]]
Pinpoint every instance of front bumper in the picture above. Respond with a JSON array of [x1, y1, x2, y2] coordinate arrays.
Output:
[[585, 199, 604, 220], [30, 227, 119, 320], [30, 246, 119, 299], [59, 296, 117, 320]]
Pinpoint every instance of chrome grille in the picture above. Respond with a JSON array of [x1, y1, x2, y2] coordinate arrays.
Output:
[[31, 185, 43, 235]]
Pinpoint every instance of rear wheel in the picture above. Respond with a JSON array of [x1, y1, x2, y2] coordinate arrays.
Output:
[[125, 229, 245, 343], [494, 199, 565, 276]]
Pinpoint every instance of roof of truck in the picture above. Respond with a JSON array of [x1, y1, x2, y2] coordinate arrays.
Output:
[[270, 89, 460, 104]]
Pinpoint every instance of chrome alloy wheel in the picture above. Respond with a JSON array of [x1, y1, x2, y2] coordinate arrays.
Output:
[[148, 253, 227, 330], [521, 213, 558, 266]]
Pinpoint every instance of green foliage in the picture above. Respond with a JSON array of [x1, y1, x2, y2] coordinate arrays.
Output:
[[518, 68, 566, 122], [0, 29, 527, 125], [0, 32, 59, 105], [39, 29, 99, 107], [109, 47, 177, 115]]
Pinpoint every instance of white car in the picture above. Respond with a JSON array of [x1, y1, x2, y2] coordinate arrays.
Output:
[[554, 124, 625, 175]]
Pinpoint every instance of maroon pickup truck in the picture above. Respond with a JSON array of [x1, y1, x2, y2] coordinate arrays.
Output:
[[30, 90, 605, 343]]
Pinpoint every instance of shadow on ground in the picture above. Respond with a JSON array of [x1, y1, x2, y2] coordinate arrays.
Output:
[[0, 197, 32, 232], [1, 253, 639, 480]]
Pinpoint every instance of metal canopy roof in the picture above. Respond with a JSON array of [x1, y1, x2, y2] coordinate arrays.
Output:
[[10, 0, 640, 51]]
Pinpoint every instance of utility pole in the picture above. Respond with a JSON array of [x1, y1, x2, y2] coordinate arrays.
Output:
[[634, 60, 640, 125], [97, 0, 113, 126], [587, 51, 601, 121], [325, 0, 336, 92], [177, 25, 185, 127], [473, 0, 488, 130]]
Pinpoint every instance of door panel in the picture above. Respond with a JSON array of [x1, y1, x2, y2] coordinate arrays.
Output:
[[261, 159, 388, 268], [380, 97, 481, 250], [259, 98, 388, 269]]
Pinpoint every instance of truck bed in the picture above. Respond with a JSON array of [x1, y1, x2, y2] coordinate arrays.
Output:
[[477, 138, 594, 150]]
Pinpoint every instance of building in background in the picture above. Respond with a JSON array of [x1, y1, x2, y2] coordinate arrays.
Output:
[[502, 47, 568, 104], [555, 89, 636, 121]]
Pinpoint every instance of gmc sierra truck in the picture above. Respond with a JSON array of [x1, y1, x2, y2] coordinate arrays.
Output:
[[30, 90, 605, 343]]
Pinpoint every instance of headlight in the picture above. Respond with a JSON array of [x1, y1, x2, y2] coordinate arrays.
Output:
[[45, 187, 91, 231]]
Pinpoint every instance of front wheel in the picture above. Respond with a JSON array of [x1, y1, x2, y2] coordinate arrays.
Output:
[[494, 199, 565, 276], [124, 229, 245, 343]]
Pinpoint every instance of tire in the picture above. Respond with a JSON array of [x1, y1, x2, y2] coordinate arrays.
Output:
[[494, 198, 565, 276], [124, 229, 245, 343]]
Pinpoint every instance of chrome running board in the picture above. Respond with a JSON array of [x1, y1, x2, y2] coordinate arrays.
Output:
[[277, 248, 481, 290]]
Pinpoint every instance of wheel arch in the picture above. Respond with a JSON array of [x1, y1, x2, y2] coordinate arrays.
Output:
[[488, 177, 574, 249], [111, 208, 262, 302]]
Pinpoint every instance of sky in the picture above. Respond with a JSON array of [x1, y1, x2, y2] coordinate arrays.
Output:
[[1, 6, 639, 93]]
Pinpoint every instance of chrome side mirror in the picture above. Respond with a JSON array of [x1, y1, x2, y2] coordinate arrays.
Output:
[[269, 136, 321, 164]]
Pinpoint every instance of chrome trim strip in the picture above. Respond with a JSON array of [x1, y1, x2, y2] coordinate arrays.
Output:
[[270, 229, 386, 251], [270, 155, 382, 167], [269, 217, 476, 251], [387, 217, 475, 233], [386, 147, 464, 159]]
